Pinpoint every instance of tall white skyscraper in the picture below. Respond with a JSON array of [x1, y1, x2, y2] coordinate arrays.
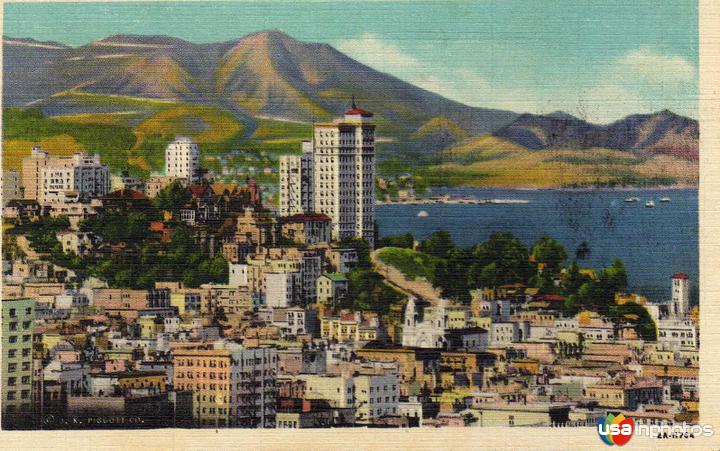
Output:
[[278, 101, 376, 245], [279, 141, 314, 216], [165, 136, 200, 182], [671, 273, 690, 318]]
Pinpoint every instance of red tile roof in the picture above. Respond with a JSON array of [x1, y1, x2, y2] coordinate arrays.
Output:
[[344, 108, 373, 117], [536, 295, 566, 302], [105, 189, 148, 200], [189, 185, 212, 198], [672, 273, 689, 279], [282, 213, 332, 223]]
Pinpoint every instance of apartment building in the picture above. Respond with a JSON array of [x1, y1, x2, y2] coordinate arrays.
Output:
[[173, 345, 277, 428], [2, 298, 36, 428], [165, 136, 200, 183]]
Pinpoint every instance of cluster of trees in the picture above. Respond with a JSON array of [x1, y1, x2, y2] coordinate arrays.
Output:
[[9, 185, 229, 289], [79, 214, 227, 289], [413, 230, 537, 303], [378, 229, 657, 340], [337, 237, 405, 315]]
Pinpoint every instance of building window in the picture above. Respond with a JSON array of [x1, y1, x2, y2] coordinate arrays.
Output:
[[509, 415, 515, 426]]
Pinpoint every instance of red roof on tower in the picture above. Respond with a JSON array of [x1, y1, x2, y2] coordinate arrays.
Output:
[[344, 108, 373, 117], [672, 273, 689, 279]]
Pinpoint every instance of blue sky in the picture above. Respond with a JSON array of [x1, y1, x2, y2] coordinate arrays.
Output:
[[4, 1, 698, 123]]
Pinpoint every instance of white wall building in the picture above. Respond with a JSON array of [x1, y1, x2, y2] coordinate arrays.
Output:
[[297, 374, 355, 408], [265, 271, 301, 308], [671, 273, 690, 318], [312, 104, 376, 244], [354, 374, 399, 423], [657, 319, 698, 350], [490, 322, 520, 346], [165, 136, 200, 183], [403, 298, 448, 348], [228, 263, 249, 288], [278, 102, 376, 245], [40, 153, 109, 204]]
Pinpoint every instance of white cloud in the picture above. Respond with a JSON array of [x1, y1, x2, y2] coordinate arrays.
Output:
[[335, 36, 697, 123], [579, 47, 698, 123], [615, 47, 696, 85], [335, 33, 419, 74]]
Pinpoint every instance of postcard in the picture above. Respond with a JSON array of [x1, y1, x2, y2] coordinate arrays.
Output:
[[1, 1, 718, 449]]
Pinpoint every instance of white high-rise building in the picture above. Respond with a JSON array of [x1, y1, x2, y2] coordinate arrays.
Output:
[[165, 136, 200, 183], [313, 103, 376, 244], [40, 153, 110, 204], [279, 141, 314, 216], [278, 101, 376, 245], [671, 273, 690, 318]]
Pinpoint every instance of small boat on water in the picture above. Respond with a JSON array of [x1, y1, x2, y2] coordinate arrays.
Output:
[[660, 197, 671, 203], [625, 197, 640, 203], [417, 210, 429, 218], [645, 200, 655, 208]]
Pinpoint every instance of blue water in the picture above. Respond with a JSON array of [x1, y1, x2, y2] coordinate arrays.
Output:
[[376, 188, 698, 302]]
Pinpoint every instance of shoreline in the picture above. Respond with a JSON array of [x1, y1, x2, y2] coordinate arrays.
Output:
[[425, 184, 698, 193]]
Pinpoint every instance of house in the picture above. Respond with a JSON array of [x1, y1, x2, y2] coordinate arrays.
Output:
[[3, 199, 41, 222], [55, 230, 99, 256], [585, 380, 664, 409], [280, 213, 332, 245], [102, 189, 151, 212], [316, 273, 349, 308]]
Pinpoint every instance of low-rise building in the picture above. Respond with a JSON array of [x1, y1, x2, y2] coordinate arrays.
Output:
[[316, 273, 348, 308]]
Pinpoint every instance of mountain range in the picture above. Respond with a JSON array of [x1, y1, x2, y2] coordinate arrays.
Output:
[[3, 31, 516, 136], [3, 31, 699, 187], [494, 110, 699, 160]]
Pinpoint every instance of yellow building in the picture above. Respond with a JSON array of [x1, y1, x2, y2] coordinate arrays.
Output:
[[171, 293, 187, 315], [116, 371, 167, 393], [138, 316, 164, 339], [615, 293, 647, 305]]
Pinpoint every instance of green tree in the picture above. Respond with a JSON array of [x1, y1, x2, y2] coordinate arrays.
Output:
[[563, 261, 588, 295], [152, 181, 192, 210], [471, 232, 534, 286], [418, 230, 455, 259], [339, 237, 372, 270], [377, 233, 415, 249], [600, 259, 628, 294], [531, 236, 568, 273]]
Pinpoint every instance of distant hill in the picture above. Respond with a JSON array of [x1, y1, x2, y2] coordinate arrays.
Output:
[[3, 31, 698, 188], [493, 110, 698, 160], [3, 31, 518, 136]]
